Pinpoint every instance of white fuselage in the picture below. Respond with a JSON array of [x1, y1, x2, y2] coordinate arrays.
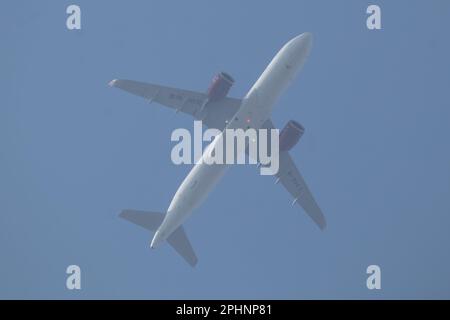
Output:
[[151, 33, 313, 248]]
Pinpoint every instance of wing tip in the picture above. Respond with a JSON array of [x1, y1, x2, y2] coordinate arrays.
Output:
[[294, 200, 327, 231], [108, 79, 119, 87], [313, 211, 327, 231], [119, 209, 130, 218], [318, 219, 327, 231], [189, 257, 199, 268]]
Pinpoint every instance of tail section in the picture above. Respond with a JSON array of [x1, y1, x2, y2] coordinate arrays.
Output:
[[119, 210, 198, 267], [166, 226, 198, 267], [120, 210, 164, 231]]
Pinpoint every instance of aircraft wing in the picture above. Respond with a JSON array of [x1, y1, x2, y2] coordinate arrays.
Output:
[[109, 79, 241, 130], [262, 119, 326, 230], [277, 150, 326, 229]]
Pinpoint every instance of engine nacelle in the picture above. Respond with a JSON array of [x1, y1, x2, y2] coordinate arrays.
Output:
[[207, 72, 234, 101], [279, 120, 305, 151]]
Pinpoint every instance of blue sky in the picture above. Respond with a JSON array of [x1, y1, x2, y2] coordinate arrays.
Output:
[[1, 0, 450, 299]]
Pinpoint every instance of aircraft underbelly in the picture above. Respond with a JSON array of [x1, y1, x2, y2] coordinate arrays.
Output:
[[159, 33, 313, 241]]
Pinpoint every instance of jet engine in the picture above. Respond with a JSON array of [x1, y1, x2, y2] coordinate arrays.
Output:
[[206, 72, 235, 101], [279, 120, 305, 151]]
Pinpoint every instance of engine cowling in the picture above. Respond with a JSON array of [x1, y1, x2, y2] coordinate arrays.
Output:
[[279, 120, 305, 151], [207, 72, 234, 101]]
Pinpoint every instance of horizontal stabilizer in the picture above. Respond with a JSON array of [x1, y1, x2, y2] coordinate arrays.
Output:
[[167, 226, 198, 267], [119, 210, 198, 267], [120, 209, 164, 231]]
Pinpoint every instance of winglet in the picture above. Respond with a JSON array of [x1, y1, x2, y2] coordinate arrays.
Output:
[[108, 79, 118, 87]]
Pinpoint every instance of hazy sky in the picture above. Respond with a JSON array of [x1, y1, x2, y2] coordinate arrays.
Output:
[[1, 0, 449, 299]]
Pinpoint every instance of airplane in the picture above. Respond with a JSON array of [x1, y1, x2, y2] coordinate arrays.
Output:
[[109, 32, 326, 267]]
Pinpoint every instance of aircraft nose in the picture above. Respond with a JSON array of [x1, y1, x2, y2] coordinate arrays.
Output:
[[301, 32, 313, 44], [284, 32, 313, 69], [291, 32, 313, 53], [302, 32, 313, 48]]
